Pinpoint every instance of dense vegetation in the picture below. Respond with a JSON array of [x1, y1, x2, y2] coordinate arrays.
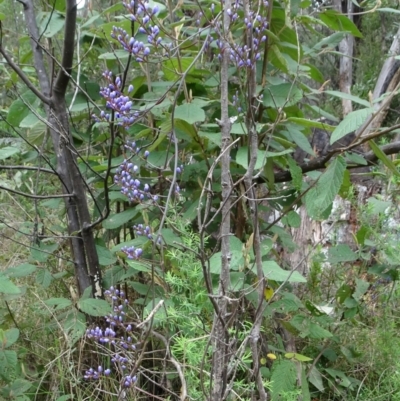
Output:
[[1, 0, 400, 400]]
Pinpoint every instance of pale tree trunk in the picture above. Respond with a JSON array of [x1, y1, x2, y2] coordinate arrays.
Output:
[[333, 0, 354, 117], [357, 26, 400, 139]]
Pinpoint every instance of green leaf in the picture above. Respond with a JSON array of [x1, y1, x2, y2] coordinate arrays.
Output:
[[236, 147, 267, 170], [5, 263, 37, 278], [0, 349, 18, 372], [287, 117, 335, 131], [319, 10, 362, 37], [210, 237, 245, 273], [353, 278, 369, 301], [43, 298, 72, 311], [287, 157, 303, 191], [36, 269, 53, 288], [63, 311, 87, 346], [39, 12, 65, 37], [325, 90, 370, 107], [7, 90, 38, 127], [306, 323, 333, 339], [282, 127, 315, 157], [336, 284, 353, 304], [78, 298, 112, 317], [327, 244, 358, 264], [174, 104, 205, 124], [308, 366, 325, 392], [305, 156, 346, 220], [1, 378, 32, 397], [282, 210, 301, 228], [330, 108, 372, 144], [263, 83, 302, 108], [367, 197, 391, 214], [285, 352, 313, 362], [0, 275, 21, 295], [0, 146, 20, 160], [312, 32, 347, 52], [369, 139, 400, 176], [301, 365, 311, 401], [271, 360, 297, 400], [103, 209, 139, 229], [262, 261, 306, 282], [163, 57, 194, 81], [96, 244, 117, 266], [3, 328, 19, 349], [0, 13, 5, 20]]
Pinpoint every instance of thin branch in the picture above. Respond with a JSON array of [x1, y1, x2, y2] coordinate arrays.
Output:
[[53, 0, 77, 96], [0, 166, 55, 174], [0, 185, 73, 199], [0, 46, 51, 105]]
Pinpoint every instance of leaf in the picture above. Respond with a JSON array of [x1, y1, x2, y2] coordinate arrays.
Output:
[[103, 209, 139, 229], [301, 365, 311, 401], [285, 352, 312, 362], [287, 157, 303, 191], [353, 278, 370, 301], [163, 57, 194, 81], [327, 244, 358, 264], [271, 360, 297, 401], [0, 349, 18, 371], [263, 83, 302, 108], [336, 284, 353, 304], [236, 147, 267, 170], [174, 104, 205, 124], [96, 244, 117, 266], [0, 275, 21, 295], [2, 378, 32, 397], [305, 156, 346, 220], [367, 196, 391, 214], [312, 32, 347, 52], [319, 10, 362, 38], [262, 261, 306, 283], [5, 263, 37, 278], [0, 146, 20, 160], [210, 237, 245, 273], [369, 139, 400, 176], [36, 269, 53, 288], [39, 12, 65, 38], [7, 90, 38, 127], [330, 108, 372, 144], [2, 328, 19, 349], [282, 127, 315, 157], [305, 323, 333, 339], [78, 298, 112, 317], [325, 90, 370, 107], [287, 117, 335, 131], [43, 298, 72, 311], [308, 366, 325, 392], [63, 311, 87, 346]]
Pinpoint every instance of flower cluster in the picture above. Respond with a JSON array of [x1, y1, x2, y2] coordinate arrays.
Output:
[[122, 0, 162, 49], [96, 71, 139, 127], [114, 149, 158, 204], [111, 26, 150, 62], [133, 224, 153, 239], [121, 245, 143, 260], [232, 91, 242, 113], [85, 287, 138, 388]]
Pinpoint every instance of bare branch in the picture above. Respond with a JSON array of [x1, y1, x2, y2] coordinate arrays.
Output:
[[53, 0, 77, 96], [0, 185, 73, 199], [0, 47, 51, 105], [0, 166, 55, 174]]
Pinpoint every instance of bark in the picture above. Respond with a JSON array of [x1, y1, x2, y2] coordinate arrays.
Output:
[[3, 0, 103, 297], [356, 26, 400, 140], [210, 1, 232, 399], [333, 0, 354, 117]]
